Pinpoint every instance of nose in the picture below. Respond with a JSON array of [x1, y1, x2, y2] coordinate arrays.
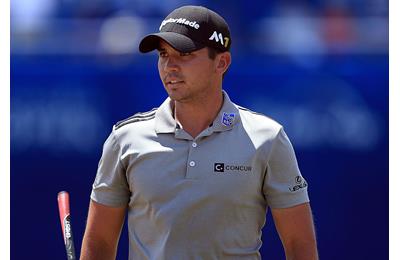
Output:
[[163, 56, 179, 72]]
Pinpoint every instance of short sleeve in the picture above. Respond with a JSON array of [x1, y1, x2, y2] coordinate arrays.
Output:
[[90, 129, 130, 207], [263, 127, 309, 208]]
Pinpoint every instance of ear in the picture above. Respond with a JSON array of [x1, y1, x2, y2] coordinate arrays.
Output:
[[216, 52, 231, 75]]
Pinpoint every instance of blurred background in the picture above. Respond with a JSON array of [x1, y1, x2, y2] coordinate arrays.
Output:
[[10, 0, 388, 259]]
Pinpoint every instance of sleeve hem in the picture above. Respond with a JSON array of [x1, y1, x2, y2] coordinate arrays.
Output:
[[267, 189, 310, 209], [91, 190, 129, 207]]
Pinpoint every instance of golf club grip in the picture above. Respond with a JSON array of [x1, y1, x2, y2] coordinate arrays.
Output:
[[57, 191, 76, 260]]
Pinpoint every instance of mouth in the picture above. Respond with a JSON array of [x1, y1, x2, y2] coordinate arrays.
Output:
[[165, 80, 184, 88]]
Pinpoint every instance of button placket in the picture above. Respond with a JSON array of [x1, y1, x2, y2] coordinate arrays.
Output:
[[185, 140, 200, 179]]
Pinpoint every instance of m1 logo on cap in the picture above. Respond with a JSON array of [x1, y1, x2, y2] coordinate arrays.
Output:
[[209, 31, 230, 48]]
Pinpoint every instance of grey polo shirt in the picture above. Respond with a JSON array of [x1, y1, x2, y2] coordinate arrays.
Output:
[[91, 90, 309, 260]]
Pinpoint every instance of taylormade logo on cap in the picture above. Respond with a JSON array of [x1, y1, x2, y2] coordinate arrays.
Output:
[[159, 18, 200, 31], [139, 5, 232, 53]]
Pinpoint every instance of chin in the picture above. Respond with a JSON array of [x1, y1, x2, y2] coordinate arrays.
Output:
[[167, 92, 190, 103], [168, 94, 183, 102], [166, 88, 183, 100]]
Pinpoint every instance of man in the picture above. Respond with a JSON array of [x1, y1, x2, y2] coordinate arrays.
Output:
[[81, 5, 318, 260]]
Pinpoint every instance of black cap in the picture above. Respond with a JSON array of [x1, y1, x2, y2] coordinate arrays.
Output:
[[139, 5, 231, 53]]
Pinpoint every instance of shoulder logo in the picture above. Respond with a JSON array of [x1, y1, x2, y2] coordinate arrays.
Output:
[[209, 31, 230, 48], [221, 112, 235, 126], [289, 176, 308, 192]]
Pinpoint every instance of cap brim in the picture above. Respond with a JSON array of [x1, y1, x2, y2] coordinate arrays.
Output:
[[139, 32, 205, 53]]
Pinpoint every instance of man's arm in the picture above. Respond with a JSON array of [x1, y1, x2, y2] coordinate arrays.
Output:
[[271, 202, 318, 260], [80, 200, 127, 260]]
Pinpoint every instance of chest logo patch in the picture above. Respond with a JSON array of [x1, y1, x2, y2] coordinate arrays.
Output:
[[221, 112, 235, 126]]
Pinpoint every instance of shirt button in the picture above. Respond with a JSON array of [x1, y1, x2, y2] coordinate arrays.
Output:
[[192, 142, 197, 148], [189, 161, 196, 167]]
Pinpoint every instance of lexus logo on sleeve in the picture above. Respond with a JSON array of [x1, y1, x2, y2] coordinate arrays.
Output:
[[289, 176, 308, 192]]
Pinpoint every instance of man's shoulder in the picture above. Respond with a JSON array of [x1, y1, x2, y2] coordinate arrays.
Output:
[[236, 104, 282, 132], [113, 107, 158, 131]]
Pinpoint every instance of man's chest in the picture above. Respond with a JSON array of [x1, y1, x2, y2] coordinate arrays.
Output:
[[122, 133, 268, 206]]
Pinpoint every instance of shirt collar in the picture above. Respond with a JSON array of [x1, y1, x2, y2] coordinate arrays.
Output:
[[155, 90, 240, 134], [155, 97, 176, 134]]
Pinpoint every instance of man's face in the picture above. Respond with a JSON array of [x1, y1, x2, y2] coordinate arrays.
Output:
[[157, 40, 218, 103]]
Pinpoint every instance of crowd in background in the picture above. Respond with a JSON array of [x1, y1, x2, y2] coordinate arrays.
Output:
[[11, 0, 388, 56]]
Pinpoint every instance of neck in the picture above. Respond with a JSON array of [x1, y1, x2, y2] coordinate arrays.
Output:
[[174, 90, 223, 138]]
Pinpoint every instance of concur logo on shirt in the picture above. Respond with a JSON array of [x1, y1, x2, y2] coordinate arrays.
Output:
[[214, 163, 252, 173]]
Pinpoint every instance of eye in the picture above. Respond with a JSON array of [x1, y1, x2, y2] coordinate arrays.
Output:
[[159, 51, 168, 57], [180, 52, 191, 56]]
